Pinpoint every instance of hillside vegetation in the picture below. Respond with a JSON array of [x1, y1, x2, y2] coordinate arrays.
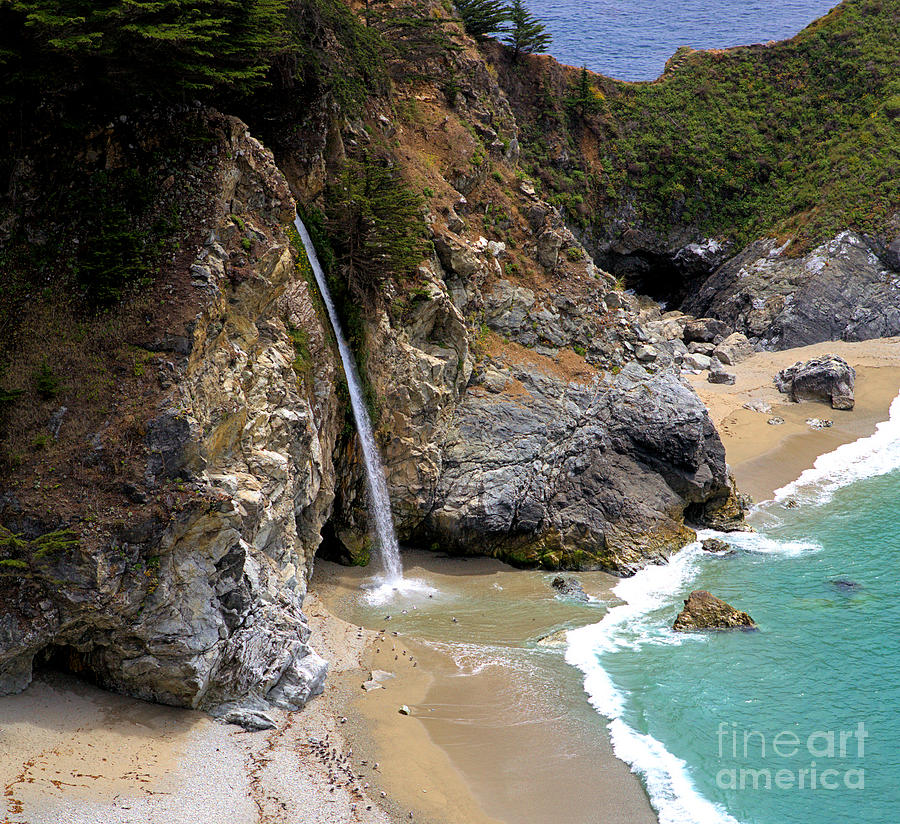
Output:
[[493, 0, 899, 252]]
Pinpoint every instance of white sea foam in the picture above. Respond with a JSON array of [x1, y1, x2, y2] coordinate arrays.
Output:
[[773, 390, 900, 505], [720, 530, 821, 557], [565, 539, 743, 824], [362, 577, 437, 605]]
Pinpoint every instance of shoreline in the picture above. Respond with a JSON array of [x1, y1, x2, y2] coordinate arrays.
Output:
[[311, 554, 658, 824], [686, 338, 900, 501], [4, 338, 898, 824], [0, 563, 655, 824]]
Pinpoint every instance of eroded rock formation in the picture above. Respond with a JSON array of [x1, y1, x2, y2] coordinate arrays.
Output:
[[684, 230, 900, 349], [673, 590, 757, 631], [774, 354, 856, 410], [0, 118, 338, 726]]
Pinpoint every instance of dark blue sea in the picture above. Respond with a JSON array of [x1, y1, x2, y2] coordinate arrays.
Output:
[[527, 0, 839, 80]]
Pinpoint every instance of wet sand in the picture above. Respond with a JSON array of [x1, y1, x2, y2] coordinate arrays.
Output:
[[1, 558, 653, 824], [686, 338, 900, 501], [314, 553, 657, 824]]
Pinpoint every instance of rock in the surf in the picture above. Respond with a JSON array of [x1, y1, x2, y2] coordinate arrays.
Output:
[[701, 538, 731, 553], [673, 590, 757, 631], [774, 354, 855, 409], [550, 575, 589, 601], [830, 578, 862, 592]]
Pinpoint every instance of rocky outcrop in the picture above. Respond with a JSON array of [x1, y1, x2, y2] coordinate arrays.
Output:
[[415, 360, 740, 572], [673, 590, 757, 631], [774, 355, 856, 410], [0, 118, 338, 726], [701, 537, 731, 553], [684, 231, 900, 349], [550, 575, 588, 601], [317, 25, 749, 574]]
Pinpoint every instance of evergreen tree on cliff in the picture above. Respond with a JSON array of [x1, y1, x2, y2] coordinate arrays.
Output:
[[505, 0, 551, 62], [455, 0, 509, 40], [565, 66, 601, 118], [0, 0, 288, 107]]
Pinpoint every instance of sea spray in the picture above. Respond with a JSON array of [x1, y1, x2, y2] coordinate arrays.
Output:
[[294, 215, 403, 583]]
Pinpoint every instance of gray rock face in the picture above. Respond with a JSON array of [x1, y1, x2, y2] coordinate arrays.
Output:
[[886, 237, 900, 271], [674, 238, 731, 274], [683, 317, 730, 344], [684, 231, 900, 349], [774, 354, 856, 410], [416, 362, 739, 572], [537, 229, 564, 269], [0, 119, 336, 724]]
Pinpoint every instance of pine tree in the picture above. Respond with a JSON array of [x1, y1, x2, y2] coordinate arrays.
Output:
[[455, 0, 509, 40], [1, 0, 290, 102], [505, 0, 551, 62], [565, 66, 600, 118], [325, 158, 428, 292]]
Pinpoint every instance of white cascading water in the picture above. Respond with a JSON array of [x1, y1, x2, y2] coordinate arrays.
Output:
[[294, 215, 403, 583]]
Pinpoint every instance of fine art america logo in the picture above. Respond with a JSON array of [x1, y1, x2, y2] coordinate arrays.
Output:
[[716, 722, 867, 791]]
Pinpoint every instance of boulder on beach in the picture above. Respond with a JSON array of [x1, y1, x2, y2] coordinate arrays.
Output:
[[713, 333, 754, 366], [774, 354, 855, 409], [707, 364, 736, 385], [550, 575, 589, 602], [673, 590, 757, 631], [683, 317, 731, 344]]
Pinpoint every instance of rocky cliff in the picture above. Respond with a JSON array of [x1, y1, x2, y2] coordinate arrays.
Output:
[[276, 5, 745, 572], [1, 116, 339, 726], [23, 0, 897, 716], [682, 226, 900, 349]]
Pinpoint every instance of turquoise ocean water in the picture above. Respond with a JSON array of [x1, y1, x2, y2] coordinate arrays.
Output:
[[527, 0, 838, 80], [567, 393, 900, 824]]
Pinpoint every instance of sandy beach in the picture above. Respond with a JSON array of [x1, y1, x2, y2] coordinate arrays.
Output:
[[686, 338, 900, 501], [4, 338, 899, 824], [1, 559, 655, 824]]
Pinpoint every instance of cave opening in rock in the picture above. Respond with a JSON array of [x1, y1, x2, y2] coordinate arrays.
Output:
[[34, 643, 103, 686], [596, 250, 712, 310], [683, 501, 708, 527], [317, 515, 364, 567]]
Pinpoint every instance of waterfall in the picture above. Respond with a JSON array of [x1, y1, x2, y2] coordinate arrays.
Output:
[[294, 215, 403, 583]]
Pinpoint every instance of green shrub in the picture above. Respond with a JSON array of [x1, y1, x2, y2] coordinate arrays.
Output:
[[33, 362, 60, 399], [511, 0, 899, 250]]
